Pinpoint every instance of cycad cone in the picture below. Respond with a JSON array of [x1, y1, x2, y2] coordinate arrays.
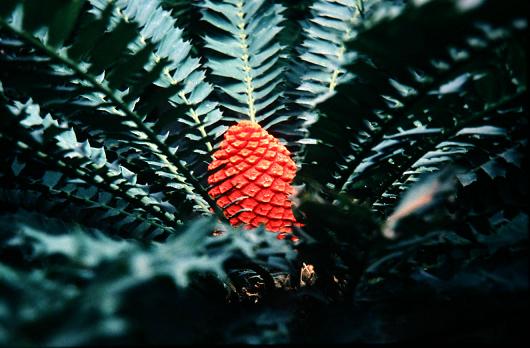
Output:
[[208, 121, 301, 238]]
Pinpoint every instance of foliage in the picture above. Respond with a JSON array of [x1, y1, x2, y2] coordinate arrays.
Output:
[[0, 0, 528, 344]]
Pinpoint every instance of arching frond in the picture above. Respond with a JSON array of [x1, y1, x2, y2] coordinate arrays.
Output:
[[303, 0, 527, 209], [0, 0, 225, 218], [0, 98, 179, 239], [200, 0, 286, 123]]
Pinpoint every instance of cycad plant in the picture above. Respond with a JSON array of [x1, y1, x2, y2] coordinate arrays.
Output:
[[0, 0, 528, 344]]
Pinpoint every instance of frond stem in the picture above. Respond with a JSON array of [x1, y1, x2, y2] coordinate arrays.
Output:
[[236, 1, 257, 123]]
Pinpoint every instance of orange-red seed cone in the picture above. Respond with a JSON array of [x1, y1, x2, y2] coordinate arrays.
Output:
[[208, 121, 302, 237]]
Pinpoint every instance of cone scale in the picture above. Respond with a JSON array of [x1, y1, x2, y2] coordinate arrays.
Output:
[[208, 121, 301, 237]]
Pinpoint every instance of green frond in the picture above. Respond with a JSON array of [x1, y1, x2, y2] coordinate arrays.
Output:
[[293, 0, 361, 107], [290, 0, 406, 107], [0, 209, 296, 344], [0, 98, 180, 239], [198, 0, 317, 164], [0, 0, 224, 218], [279, 0, 408, 164], [373, 94, 527, 212], [199, 0, 286, 125], [303, 0, 527, 208]]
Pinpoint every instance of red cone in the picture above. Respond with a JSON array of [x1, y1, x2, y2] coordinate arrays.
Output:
[[208, 121, 301, 237]]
